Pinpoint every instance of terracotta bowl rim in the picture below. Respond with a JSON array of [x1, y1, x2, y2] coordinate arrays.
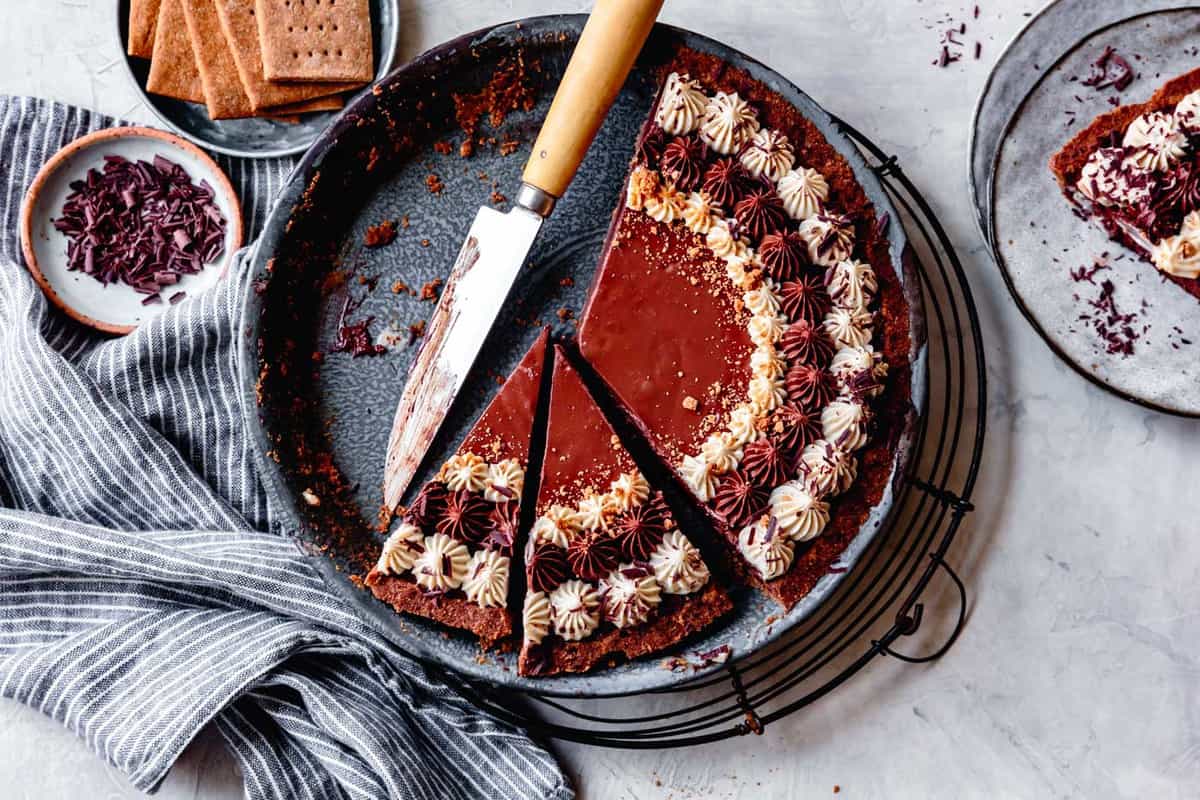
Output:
[[18, 125, 245, 335]]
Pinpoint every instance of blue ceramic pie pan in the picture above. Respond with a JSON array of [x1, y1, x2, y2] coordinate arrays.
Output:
[[238, 16, 927, 697]]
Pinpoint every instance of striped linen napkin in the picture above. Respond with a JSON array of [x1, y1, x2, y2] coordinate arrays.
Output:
[[0, 97, 572, 800]]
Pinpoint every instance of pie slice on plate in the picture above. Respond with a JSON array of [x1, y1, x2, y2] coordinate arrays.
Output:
[[518, 348, 732, 677], [365, 328, 550, 648], [578, 53, 910, 610], [1051, 68, 1200, 296]]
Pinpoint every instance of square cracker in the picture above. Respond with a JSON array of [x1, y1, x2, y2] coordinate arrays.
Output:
[[213, 0, 360, 111], [263, 94, 345, 122], [145, 0, 205, 104], [272, 94, 345, 114], [128, 0, 162, 58], [254, 0, 373, 83], [180, 0, 257, 119]]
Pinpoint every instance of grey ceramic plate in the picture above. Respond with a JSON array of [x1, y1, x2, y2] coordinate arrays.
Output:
[[968, 0, 1194, 245], [113, 0, 399, 158], [239, 16, 926, 697], [988, 6, 1200, 416]]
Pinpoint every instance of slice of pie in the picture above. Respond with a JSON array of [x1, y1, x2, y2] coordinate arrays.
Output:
[[578, 52, 911, 610], [365, 328, 550, 648], [1051, 68, 1200, 296], [518, 347, 732, 676]]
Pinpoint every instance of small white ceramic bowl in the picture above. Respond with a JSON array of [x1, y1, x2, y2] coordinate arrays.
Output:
[[20, 126, 243, 335]]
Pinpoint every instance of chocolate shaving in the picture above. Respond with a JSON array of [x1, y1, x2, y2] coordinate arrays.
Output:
[[1071, 260, 1140, 357], [1081, 46, 1135, 92], [52, 154, 227, 303]]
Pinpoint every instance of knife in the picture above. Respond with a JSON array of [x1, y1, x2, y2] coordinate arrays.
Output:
[[382, 0, 666, 511]]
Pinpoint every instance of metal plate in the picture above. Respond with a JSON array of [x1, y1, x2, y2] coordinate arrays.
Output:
[[239, 16, 926, 697], [968, 0, 1194, 244], [988, 7, 1200, 416], [113, 0, 400, 159]]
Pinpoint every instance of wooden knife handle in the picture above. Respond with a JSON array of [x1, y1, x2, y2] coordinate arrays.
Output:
[[521, 0, 665, 202]]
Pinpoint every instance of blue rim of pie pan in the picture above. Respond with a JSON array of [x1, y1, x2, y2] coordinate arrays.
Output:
[[238, 15, 928, 698]]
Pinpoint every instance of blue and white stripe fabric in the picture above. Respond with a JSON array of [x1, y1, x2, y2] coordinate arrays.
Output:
[[0, 97, 572, 800]]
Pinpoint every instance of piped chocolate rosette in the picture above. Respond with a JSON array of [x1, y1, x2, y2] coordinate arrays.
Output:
[[622, 73, 889, 590], [1068, 88, 1200, 282], [374, 453, 517, 603], [365, 329, 550, 647], [518, 351, 731, 677]]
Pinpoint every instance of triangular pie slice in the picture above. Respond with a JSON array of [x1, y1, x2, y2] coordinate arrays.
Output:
[[366, 328, 550, 648], [577, 56, 908, 610], [1050, 68, 1200, 298], [517, 348, 732, 677]]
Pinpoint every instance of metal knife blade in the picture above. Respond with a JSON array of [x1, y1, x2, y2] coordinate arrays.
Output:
[[381, 204, 542, 510], [380, 0, 664, 512]]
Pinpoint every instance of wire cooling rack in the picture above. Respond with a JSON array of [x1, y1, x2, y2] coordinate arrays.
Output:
[[435, 120, 986, 746]]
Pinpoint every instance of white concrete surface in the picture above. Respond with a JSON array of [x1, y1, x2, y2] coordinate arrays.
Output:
[[2, 1, 1198, 798]]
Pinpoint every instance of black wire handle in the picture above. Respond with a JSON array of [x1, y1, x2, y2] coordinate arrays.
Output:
[[728, 662, 765, 736], [872, 554, 967, 663]]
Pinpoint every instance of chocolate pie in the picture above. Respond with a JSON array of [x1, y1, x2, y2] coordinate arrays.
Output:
[[517, 349, 731, 676], [578, 52, 912, 609], [364, 329, 550, 647], [1051, 69, 1200, 298], [364, 49, 914, 670]]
